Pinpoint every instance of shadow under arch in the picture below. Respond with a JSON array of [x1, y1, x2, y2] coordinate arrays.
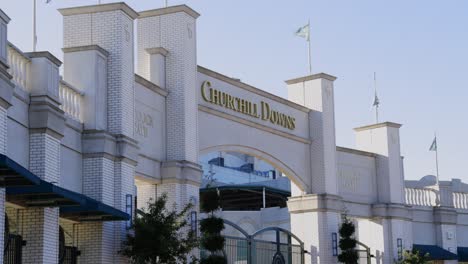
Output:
[[200, 144, 308, 192]]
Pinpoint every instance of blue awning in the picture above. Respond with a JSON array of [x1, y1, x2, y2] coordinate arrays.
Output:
[[7, 180, 85, 207], [7, 180, 129, 221], [1, 154, 129, 222], [458, 247, 468, 262], [413, 244, 458, 260], [0, 154, 41, 187], [60, 197, 130, 222]]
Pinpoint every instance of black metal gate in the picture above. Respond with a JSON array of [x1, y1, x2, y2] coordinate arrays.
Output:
[[201, 220, 305, 264], [4, 234, 24, 264]]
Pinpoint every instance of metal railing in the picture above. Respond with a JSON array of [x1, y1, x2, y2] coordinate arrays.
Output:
[[59, 80, 84, 122], [7, 43, 30, 92], [4, 234, 25, 264]]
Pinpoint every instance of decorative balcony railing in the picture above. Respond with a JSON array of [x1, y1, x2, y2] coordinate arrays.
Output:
[[453, 192, 468, 210], [59, 80, 83, 122], [7, 43, 30, 92], [405, 187, 438, 207]]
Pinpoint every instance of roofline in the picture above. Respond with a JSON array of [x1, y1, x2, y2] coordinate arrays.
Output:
[[58, 2, 139, 20], [354, 122, 402, 131], [285, 73, 337, 84], [139, 5, 200, 19]]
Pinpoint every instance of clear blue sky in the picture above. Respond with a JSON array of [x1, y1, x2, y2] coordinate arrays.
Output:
[[2, 0, 467, 182]]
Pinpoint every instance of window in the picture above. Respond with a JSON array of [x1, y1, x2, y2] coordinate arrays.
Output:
[[126, 194, 133, 229], [397, 238, 403, 261]]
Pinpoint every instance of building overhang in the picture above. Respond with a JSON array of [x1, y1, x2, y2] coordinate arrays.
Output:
[[1, 154, 129, 221], [413, 244, 458, 260], [0, 154, 41, 187]]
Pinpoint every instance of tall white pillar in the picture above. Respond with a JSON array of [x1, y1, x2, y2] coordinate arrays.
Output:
[[23, 51, 64, 264], [137, 6, 202, 211], [60, 3, 139, 263], [286, 73, 341, 264], [0, 9, 13, 264], [354, 122, 413, 263]]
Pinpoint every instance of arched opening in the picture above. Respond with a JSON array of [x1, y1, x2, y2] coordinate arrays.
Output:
[[199, 146, 304, 243]]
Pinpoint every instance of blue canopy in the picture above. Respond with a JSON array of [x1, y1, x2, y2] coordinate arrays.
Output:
[[60, 197, 130, 222], [413, 244, 458, 260], [1, 154, 129, 222], [458, 247, 468, 262], [0, 154, 41, 186]]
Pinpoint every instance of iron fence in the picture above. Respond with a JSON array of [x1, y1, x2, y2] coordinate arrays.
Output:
[[4, 234, 24, 264]]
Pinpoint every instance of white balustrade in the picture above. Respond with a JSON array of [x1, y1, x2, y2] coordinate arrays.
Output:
[[453, 192, 468, 210], [59, 80, 83, 122], [7, 43, 30, 92], [405, 187, 438, 207]]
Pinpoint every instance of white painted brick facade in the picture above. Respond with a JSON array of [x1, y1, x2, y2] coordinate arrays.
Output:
[[22, 208, 60, 264], [136, 183, 156, 211], [138, 12, 199, 162], [0, 104, 7, 264], [63, 11, 135, 137], [156, 183, 199, 213], [29, 133, 60, 183], [83, 157, 115, 206]]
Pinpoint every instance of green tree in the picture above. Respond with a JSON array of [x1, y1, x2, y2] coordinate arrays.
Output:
[[120, 194, 198, 264], [395, 249, 430, 264], [338, 216, 359, 264], [200, 190, 227, 264]]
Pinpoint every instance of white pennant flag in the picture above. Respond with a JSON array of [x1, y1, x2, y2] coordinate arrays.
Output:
[[295, 23, 310, 41]]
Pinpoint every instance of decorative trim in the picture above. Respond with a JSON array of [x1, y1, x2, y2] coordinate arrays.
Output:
[[336, 146, 376, 158], [287, 194, 343, 214], [62, 45, 109, 57], [354, 122, 402, 132], [139, 5, 200, 19], [198, 65, 310, 113], [135, 74, 168, 97], [199, 105, 311, 145], [25, 51, 62, 67], [0, 9, 11, 23], [29, 128, 64, 140], [58, 2, 139, 19], [146, 47, 169, 56], [285, 73, 337, 84]]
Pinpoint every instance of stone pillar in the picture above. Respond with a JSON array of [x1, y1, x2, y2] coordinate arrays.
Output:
[[59, 3, 139, 263], [0, 9, 13, 264], [288, 195, 342, 264], [354, 122, 413, 263], [286, 73, 340, 264], [23, 51, 64, 264], [137, 5, 202, 210], [435, 183, 458, 264]]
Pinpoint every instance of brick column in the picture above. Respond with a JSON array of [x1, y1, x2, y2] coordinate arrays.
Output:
[[286, 73, 341, 264], [0, 9, 13, 264], [137, 5, 202, 212], [60, 4, 139, 263], [23, 51, 64, 264]]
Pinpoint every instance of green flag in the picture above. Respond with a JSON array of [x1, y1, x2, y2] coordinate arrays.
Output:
[[429, 137, 437, 151]]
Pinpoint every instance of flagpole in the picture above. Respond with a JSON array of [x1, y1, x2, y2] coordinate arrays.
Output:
[[307, 19, 312, 74], [435, 132, 440, 185], [33, 0, 37, 51], [374, 72, 379, 123]]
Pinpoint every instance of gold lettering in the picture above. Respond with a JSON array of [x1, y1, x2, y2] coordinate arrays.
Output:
[[201, 81, 211, 102], [261, 101, 270, 120], [200, 81, 296, 130]]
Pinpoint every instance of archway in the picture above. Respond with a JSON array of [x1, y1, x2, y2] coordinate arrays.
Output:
[[200, 144, 308, 194]]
